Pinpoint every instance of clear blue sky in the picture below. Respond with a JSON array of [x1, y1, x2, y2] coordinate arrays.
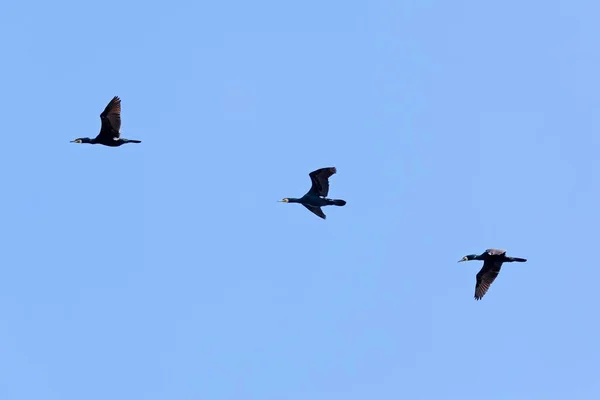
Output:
[[1, 1, 599, 399]]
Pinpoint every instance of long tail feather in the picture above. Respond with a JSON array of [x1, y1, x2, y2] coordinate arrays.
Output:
[[330, 199, 346, 206]]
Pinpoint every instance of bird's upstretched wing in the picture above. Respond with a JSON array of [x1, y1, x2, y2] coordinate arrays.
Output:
[[485, 248, 506, 257], [98, 96, 122, 139], [474, 260, 503, 300], [307, 167, 337, 197], [303, 204, 326, 219]]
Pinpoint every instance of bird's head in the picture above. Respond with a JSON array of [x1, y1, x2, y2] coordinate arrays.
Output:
[[458, 254, 477, 263], [278, 198, 290, 203], [70, 137, 91, 144]]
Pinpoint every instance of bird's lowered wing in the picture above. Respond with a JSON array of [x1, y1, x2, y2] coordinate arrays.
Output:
[[98, 96, 122, 139], [307, 167, 336, 197], [303, 204, 326, 219], [474, 260, 503, 300]]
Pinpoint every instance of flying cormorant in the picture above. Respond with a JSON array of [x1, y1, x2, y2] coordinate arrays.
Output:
[[458, 248, 527, 300], [71, 96, 141, 147], [279, 167, 347, 219]]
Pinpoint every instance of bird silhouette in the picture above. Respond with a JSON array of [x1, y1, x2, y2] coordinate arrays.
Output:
[[279, 167, 346, 219], [71, 96, 141, 147], [458, 248, 527, 300]]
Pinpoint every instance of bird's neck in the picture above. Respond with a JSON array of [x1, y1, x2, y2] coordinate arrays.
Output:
[[287, 198, 301, 203]]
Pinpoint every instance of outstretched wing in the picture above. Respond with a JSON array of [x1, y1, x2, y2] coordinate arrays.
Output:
[[302, 204, 326, 219], [485, 248, 506, 257], [474, 260, 503, 300], [98, 96, 122, 139], [307, 167, 337, 196]]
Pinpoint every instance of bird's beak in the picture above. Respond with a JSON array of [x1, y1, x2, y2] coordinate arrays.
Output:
[[457, 256, 468, 263], [70, 139, 81, 143]]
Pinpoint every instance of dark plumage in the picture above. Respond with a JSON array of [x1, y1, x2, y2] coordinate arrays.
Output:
[[279, 167, 347, 219], [71, 96, 141, 147], [458, 248, 527, 300]]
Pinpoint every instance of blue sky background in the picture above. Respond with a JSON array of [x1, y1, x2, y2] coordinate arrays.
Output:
[[0, 1, 599, 399]]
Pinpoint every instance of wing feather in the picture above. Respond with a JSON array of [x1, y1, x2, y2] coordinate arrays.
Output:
[[474, 261, 503, 300], [302, 204, 326, 219], [98, 96, 122, 139], [307, 167, 337, 196], [485, 248, 506, 256]]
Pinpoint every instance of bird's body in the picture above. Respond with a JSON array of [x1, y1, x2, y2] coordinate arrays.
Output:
[[71, 96, 141, 147], [458, 248, 527, 300], [280, 167, 347, 219]]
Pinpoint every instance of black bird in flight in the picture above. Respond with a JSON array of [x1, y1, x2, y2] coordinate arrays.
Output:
[[458, 248, 527, 300], [279, 167, 347, 219], [71, 96, 141, 147]]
